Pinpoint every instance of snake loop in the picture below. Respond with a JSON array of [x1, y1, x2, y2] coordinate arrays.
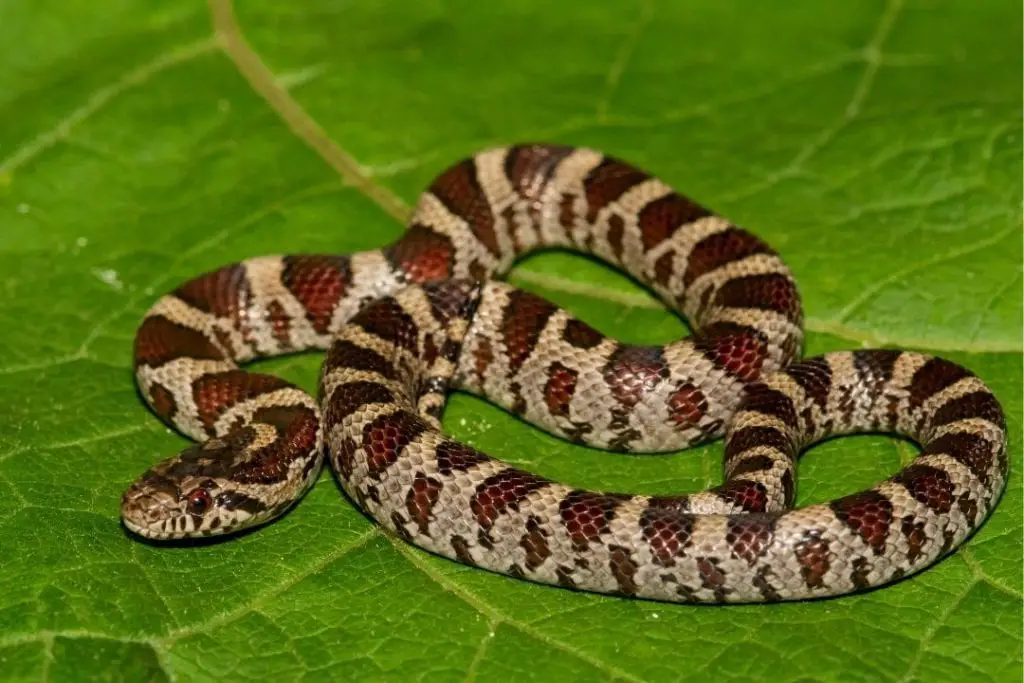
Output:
[[121, 144, 1007, 603]]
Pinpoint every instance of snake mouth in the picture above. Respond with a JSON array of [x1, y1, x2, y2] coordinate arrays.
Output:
[[120, 479, 258, 540], [120, 514, 175, 540], [120, 500, 209, 540], [120, 478, 190, 540]]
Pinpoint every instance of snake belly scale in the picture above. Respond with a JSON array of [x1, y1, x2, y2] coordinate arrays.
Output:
[[121, 144, 1007, 603]]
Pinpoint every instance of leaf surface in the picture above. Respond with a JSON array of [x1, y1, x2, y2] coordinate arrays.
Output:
[[0, 1, 1020, 681]]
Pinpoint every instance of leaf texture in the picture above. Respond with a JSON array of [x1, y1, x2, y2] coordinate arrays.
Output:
[[0, 0, 1020, 681]]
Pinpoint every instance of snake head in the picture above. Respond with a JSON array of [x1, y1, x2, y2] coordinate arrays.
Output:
[[120, 430, 282, 540]]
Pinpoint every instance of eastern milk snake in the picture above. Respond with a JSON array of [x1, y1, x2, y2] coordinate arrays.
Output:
[[121, 144, 1007, 603]]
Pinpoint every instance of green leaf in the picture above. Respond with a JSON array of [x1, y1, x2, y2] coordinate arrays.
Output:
[[0, 0, 1020, 681]]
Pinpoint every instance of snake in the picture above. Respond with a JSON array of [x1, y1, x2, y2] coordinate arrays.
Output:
[[121, 143, 1008, 603]]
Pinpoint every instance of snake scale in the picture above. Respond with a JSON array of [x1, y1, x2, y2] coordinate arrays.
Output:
[[121, 144, 1007, 603]]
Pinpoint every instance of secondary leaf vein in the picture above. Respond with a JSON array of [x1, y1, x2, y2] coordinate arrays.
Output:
[[207, 0, 411, 223], [0, 38, 218, 177]]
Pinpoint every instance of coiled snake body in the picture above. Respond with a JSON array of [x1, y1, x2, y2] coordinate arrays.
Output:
[[121, 144, 1007, 603]]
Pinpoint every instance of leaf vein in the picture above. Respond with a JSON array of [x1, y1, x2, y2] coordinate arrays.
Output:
[[462, 624, 497, 683], [207, 0, 411, 223], [508, 269, 1022, 353], [595, 0, 655, 121], [389, 537, 646, 683], [0, 423, 154, 465], [959, 547, 1023, 599], [896, 578, 976, 683], [0, 38, 218, 177], [715, 0, 905, 204], [158, 528, 378, 643], [832, 224, 1017, 323]]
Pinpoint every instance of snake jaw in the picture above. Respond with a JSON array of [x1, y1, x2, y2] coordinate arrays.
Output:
[[120, 469, 212, 539], [120, 480, 256, 540], [119, 443, 252, 539], [120, 471, 284, 540], [120, 478, 186, 539]]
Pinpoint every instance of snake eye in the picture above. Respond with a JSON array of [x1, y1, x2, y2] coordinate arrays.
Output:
[[186, 488, 212, 515]]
